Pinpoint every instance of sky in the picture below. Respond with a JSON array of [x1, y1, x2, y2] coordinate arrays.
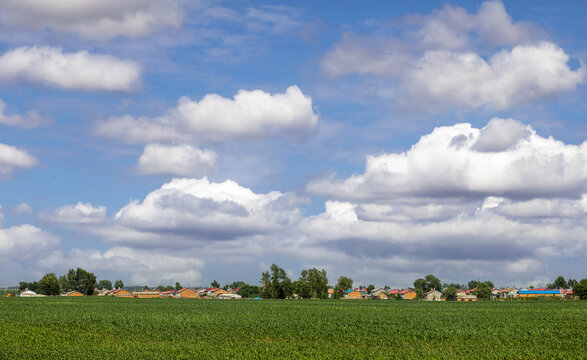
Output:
[[0, 0, 585, 289]]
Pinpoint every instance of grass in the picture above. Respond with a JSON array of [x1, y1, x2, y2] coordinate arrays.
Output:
[[0, 297, 585, 359]]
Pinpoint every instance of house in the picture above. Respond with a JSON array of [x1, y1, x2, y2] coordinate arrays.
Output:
[[110, 288, 132, 297], [62, 291, 83, 297], [176, 288, 198, 298], [19, 289, 40, 297], [97, 289, 110, 296], [133, 291, 160, 298], [518, 289, 561, 298], [425, 290, 442, 301], [210, 288, 228, 297], [371, 288, 388, 299], [327, 289, 334, 298], [345, 289, 364, 299], [398, 289, 417, 300], [159, 290, 176, 298]]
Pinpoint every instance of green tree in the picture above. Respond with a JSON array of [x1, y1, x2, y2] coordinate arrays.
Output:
[[366, 284, 375, 293], [475, 283, 492, 300], [295, 268, 329, 299], [264, 264, 293, 299], [19, 281, 40, 293], [114, 280, 124, 289], [442, 286, 458, 301], [467, 280, 479, 289], [211, 280, 220, 288], [175, 282, 182, 291], [98, 280, 112, 289], [572, 279, 587, 300], [547, 276, 569, 289], [39, 273, 60, 296], [414, 275, 442, 299], [59, 275, 68, 291], [333, 276, 353, 299], [65, 268, 97, 295], [568, 279, 578, 288], [260, 271, 271, 298]]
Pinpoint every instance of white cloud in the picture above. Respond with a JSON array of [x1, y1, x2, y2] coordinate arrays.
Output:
[[472, 118, 531, 152], [404, 42, 585, 110], [321, 1, 582, 111], [0, 0, 183, 40], [95, 85, 318, 144], [0, 47, 142, 92], [42, 202, 107, 224], [136, 144, 217, 177], [14, 203, 33, 215], [308, 119, 587, 201], [112, 177, 301, 243], [0, 143, 38, 175], [0, 98, 46, 128], [0, 224, 59, 259], [39, 247, 205, 286]]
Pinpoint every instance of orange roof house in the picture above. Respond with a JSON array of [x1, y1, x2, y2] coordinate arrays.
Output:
[[62, 291, 84, 297], [176, 288, 198, 298], [111, 288, 132, 297], [398, 289, 417, 300]]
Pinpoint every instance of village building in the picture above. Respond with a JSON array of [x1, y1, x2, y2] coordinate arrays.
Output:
[[19, 289, 41, 297], [518, 290, 561, 298], [370, 288, 388, 299], [176, 288, 199, 298], [218, 293, 242, 299], [133, 291, 160, 298], [345, 289, 365, 299], [398, 289, 417, 300], [62, 291, 83, 297], [425, 290, 442, 301], [109, 288, 132, 297]]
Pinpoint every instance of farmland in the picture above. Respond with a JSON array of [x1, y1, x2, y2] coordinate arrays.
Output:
[[0, 298, 585, 359]]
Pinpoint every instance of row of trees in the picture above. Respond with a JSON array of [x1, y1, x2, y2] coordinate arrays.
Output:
[[21, 268, 124, 296]]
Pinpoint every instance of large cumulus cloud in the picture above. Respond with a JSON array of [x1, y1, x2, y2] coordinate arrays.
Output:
[[308, 119, 586, 201]]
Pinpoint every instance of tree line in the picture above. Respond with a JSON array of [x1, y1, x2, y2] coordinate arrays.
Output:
[[18, 266, 587, 300], [20, 268, 124, 296]]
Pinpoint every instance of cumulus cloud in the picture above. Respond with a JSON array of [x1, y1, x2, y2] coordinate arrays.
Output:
[[95, 85, 318, 144], [136, 144, 218, 176], [0, 224, 59, 260], [42, 202, 107, 224], [0, 47, 142, 91], [0, 0, 183, 40], [14, 203, 33, 215], [0, 98, 46, 128], [321, 1, 583, 111], [112, 177, 301, 243], [0, 143, 38, 175], [39, 247, 205, 285], [308, 119, 587, 201], [404, 42, 585, 110]]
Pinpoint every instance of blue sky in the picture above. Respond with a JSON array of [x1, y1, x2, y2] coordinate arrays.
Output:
[[0, 0, 585, 288]]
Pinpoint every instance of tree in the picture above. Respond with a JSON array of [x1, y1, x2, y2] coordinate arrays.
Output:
[[19, 281, 40, 293], [39, 273, 60, 296], [114, 280, 124, 289], [65, 268, 97, 295], [262, 264, 293, 299], [98, 280, 112, 289], [475, 283, 491, 300], [211, 280, 220, 288], [366, 284, 375, 293], [333, 276, 353, 299], [237, 283, 261, 298], [442, 286, 458, 301], [59, 275, 68, 291], [568, 279, 578, 288], [467, 280, 479, 290], [547, 276, 569, 289], [572, 279, 587, 300], [295, 268, 329, 299], [175, 282, 182, 291], [414, 275, 442, 299]]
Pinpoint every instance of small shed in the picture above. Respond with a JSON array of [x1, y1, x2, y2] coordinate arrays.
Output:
[[19, 289, 39, 297]]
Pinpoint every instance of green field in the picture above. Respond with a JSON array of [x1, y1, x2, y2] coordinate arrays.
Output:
[[1, 297, 586, 359]]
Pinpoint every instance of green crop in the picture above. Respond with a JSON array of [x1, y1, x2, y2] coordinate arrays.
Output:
[[0, 297, 585, 359]]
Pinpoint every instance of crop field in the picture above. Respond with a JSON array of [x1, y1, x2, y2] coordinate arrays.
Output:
[[1, 298, 586, 359]]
